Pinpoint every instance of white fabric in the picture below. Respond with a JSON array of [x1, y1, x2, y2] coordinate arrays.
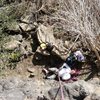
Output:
[[47, 74, 56, 79], [48, 68, 58, 72], [62, 73, 71, 80], [58, 63, 71, 80]]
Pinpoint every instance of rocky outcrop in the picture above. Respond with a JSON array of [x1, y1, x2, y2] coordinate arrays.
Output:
[[36, 24, 67, 60], [48, 80, 100, 100], [84, 87, 100, 100], [3, 40, 21, 51], [0, 77, 54, 100], [3, 34, 32, 56], [0, 77, 99, 100]]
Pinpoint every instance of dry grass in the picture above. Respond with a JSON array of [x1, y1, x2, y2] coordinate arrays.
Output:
[[28, 0, 100, 69], [48, 0, 100, 67]]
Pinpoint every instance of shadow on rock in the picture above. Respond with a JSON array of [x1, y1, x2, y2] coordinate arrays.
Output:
[[32, 52, 64, 67]]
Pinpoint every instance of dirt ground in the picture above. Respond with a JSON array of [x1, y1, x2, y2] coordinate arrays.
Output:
[[1, 54, 98, 83], [0, 53, 99, 100]]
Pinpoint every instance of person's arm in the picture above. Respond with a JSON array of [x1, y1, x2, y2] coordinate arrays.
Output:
[[48, 68, 58, 73], [59, 63, 69, 69]]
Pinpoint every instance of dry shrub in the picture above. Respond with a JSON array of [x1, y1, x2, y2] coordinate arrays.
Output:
[[32, 0, 100, 66], [48, 0, 100, 66], [19, 0, 100, 63]]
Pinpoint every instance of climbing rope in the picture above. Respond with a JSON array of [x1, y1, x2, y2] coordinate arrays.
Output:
[[58, 74, 65, 100]]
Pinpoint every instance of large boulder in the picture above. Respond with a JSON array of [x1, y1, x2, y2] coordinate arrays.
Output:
[[36, 24, 67, 60], [84, 87, 100, 100], [88, 78, 100, 86], [3, 36, 32, 56], [48, 80, 96, 100], [11, 35, 23, 42], [0, 77, 25, 100], [0, 77, 99, 100], [0, 77, 55, 100], [18, 2, 37, 32], [0, 90, 25, 100], [19, 15, 36, 32], [3, 40, 21, 51]]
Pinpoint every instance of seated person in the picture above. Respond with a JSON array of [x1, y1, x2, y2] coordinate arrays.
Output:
[[66, 50, 85, 69], [43, 50, 85, 81], [43, 63, 78, 81], [36, 42, 54, 56]]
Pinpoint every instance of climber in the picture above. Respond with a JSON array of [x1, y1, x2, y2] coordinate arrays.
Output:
[[39, 42, 54, 54], [43, 50, 85, 81], [43, 62, 79, 81], [66, 50, 85, 69]]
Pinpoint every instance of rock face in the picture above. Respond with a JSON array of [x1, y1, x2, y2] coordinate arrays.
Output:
[[0, 77, 25, 100], [19, 15, 36, 32], [0, 77, 99, 100], [48, 80, 100, 100], [3, 40, 21, 51], [3, 35, 32, 56], [84, 87, 100, 100], [36, 24, 67, 60], [0, 77, 57, 100]]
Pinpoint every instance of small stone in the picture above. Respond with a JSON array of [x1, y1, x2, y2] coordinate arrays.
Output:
[[27, 67, 35, 73], [29, 73, 35, 78], [12, 35, 23, 42]]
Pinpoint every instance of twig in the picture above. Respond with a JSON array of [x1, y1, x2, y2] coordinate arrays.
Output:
[[35, 4, 45, 13], [68, 34, 80, 51]]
